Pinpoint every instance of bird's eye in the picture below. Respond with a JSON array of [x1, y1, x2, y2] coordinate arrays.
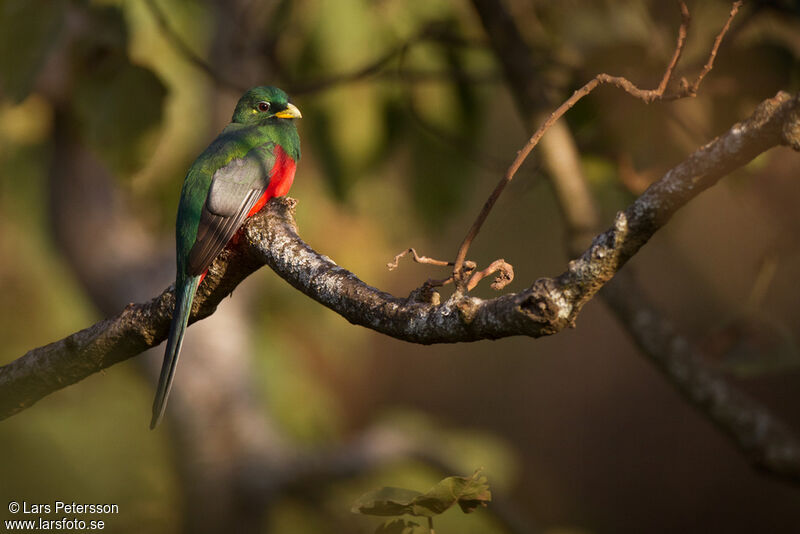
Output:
[[257, 101, 271, 112]]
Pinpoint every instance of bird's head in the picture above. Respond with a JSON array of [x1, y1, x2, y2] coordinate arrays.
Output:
[[232, 86, 302, 125]]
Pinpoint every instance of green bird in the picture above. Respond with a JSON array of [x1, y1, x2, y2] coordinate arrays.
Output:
[[150, 86, 301, 429]]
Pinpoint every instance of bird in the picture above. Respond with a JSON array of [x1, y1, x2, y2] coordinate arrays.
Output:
[[150, 86, 301, 429]]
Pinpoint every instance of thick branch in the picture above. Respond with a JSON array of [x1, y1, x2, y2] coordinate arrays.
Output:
[[1, 92, 798, 421]]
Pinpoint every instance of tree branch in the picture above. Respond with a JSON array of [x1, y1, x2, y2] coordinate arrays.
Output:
[[2, 91, 797, 421]]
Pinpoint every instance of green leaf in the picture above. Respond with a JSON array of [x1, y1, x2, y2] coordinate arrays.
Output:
[[353, 469, 492, 518], [0, 0, 66, 102], [374, 518, 427, 534]]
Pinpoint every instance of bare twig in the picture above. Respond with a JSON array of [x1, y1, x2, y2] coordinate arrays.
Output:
[[451, 1, 742, 286], [388, 249, 480, 295], [394, 42, 518, 288], [655, 1, 691, 95], [685, 1, 743, 96], [387, 248, 453, 270]]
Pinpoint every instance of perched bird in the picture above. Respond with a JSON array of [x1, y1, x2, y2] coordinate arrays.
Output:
[[150, 86, 301, 429]]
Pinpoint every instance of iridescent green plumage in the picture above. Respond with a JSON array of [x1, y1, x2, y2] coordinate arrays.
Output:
[[151, 86, 301, 429]]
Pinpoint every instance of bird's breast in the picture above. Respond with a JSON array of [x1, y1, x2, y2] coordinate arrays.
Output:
[[247, 145, 297, 217]]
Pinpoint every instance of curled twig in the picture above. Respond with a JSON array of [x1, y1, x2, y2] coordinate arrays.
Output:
[[389, 248, 511, 292], [465, 259, 514, 292]]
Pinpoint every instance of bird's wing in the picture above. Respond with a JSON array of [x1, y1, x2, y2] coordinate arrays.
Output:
[[186, 142, 276, 275]]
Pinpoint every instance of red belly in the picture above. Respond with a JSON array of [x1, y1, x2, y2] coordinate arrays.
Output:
[[247, 145, 296, 217]]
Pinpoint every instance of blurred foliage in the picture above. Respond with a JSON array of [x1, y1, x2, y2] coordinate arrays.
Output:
[[1, 0, 799, 533]]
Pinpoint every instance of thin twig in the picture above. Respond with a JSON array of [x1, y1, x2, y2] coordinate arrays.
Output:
[[451, 1, 742, 286], [387, 248, 453, 270], [388, 249, 478, 295], [687, 1, 743, 95], [656, 1, 691, 95]]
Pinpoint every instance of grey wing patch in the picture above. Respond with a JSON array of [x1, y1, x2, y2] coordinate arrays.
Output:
[[186, 144, 275, 275], [207, 158, 260, 216]]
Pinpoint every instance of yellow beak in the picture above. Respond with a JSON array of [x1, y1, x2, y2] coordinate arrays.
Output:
[[274, 102, 302, 119]]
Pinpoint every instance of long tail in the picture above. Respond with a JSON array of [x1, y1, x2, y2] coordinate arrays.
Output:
[[150, 276, 201, 429]]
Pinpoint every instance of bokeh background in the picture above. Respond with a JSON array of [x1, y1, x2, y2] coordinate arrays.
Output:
[[1, 0, 800, 532]]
